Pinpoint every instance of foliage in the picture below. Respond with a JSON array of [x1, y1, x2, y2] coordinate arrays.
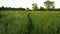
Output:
[[44, 0, 55, 11], [0, 7, 25, 11], [39, 6, 45, 11], [0, 11, 60, 34], [27, 14, 34, 34], [26, 8, 30, 11], [32, 3, 38, 10]]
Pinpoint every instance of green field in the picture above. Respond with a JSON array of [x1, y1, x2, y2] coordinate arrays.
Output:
[[0, 11, 60, 34]]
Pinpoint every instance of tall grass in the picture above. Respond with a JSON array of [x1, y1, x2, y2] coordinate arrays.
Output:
[[0, 11, 60, 34]]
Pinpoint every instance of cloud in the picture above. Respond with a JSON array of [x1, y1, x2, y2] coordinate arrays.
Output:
[[0, 0, 60, 9]]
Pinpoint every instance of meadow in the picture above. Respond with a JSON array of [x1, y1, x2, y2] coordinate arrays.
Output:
[[0, 11, 60, 34]]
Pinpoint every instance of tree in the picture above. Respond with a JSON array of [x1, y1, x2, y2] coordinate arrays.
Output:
[[44, 0, 55, 11], [40, 6, 45, 11], [1, 6, 4, 8], [51, 1, 55, 9], [26, 8, 30, 10], [32, 3, 38, 10]]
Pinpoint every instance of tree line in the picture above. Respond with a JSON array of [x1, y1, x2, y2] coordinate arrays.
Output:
[[0, 0, 60, 11]]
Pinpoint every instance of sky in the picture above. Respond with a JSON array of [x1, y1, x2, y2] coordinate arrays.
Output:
[[0, 0, 60, 9]]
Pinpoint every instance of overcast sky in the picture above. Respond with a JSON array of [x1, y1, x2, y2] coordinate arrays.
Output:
[[0, 0, 60, 9]]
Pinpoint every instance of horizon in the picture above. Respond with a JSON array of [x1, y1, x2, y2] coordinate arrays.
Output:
[[0, 0, 60, 9]]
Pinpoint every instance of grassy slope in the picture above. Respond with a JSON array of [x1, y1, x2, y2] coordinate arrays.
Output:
[[0, 11, 60, 34]]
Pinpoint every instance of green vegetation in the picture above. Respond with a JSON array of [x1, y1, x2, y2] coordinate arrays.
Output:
[[44, 0, 55, 11], [32, 3, 38, 10], [0, 11, 60, 34]]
